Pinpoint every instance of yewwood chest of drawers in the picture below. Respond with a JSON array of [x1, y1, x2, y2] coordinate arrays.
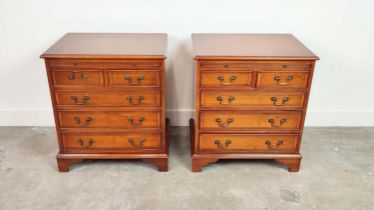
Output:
[[191, 34, 319, 172], [41, 33, 168, 172]]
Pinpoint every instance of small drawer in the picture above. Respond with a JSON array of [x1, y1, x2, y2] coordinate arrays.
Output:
[[58, 111, 160, 129], [201, 72, 252, 88], [55, 90, 160, 107], [199, 134, 298, 152], [200, 111, 302, 131], [108, 70, 160, 87], [257, 72, 309, 88], [51, 70, 104, 87], [201, 91, 305, 108], [62, 132, 161, 150]]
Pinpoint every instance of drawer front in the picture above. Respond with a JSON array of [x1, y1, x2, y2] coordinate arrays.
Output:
[[59, 111, 160, 129], [49, 61, 162, 70], [62, 133, 161, 150], [201, 72, 252, 88], [200, 61, 312, 71], [55, 91, 160, 107], [201, 91, 305, 108], [52, 70, 104, 86], [200, 111, 302, 130], [108, 70, 160, 87], [257, 72, 309, 88], [199, 134, 298, 152]]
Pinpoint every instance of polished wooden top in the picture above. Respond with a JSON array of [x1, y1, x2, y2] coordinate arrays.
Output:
[[41, 33, 167, 59], [192, 34, 318, 60]]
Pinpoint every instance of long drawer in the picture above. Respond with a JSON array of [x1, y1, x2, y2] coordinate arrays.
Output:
[[200, 111, 302, 131], [199, 133, 298, 152], [58, 111, 161, 129], [62, 132, 161, 150], [200, 91, 305, 108], [55, 90, 160, 107]]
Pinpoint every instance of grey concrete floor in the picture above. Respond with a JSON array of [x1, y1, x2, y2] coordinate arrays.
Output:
[[0, 127, 373, 210]]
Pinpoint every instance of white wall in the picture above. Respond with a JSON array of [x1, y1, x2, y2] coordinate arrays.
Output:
[[1, 0, 374, 126]]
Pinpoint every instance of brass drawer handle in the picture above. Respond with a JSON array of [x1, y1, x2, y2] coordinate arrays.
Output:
[[67, 73, 75, 80], [127, 117, 145, 126], [76, 139, 95, 147], [79, 73, 88, 80], [215, 118, 234, 127], [217, 75, 237, 85], [274, 75, 293, 85], [126, 96, 145, 105], [214, 140, 232, 149], [67, 72, 87, 80], [124, 75, 144, 85], [268, 118, 287, 128], [77, 139, 84, 146], [265, 140, 283, 149], [216, 96, 235, 105], [73, 116, 92, 126], [88, 139, 95, 146], [70, 95, 90, 105], [271, 96, 289, 106], [128, 138, 146, 147]]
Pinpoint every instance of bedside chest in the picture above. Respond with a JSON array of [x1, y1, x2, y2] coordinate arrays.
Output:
[[41, 33, 169, 172], [191, 34, 319, 172]]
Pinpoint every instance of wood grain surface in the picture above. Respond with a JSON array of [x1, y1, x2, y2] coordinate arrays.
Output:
[[41, 33, 167, 59], [192, 34, 319, 60]]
